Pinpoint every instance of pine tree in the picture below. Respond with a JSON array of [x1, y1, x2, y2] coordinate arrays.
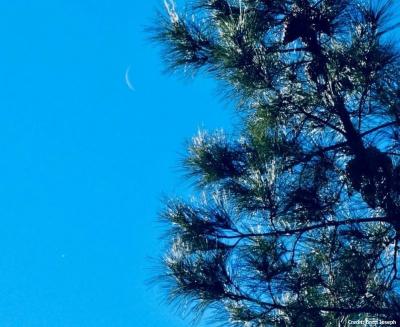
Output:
[[152, 0, 400, 325]]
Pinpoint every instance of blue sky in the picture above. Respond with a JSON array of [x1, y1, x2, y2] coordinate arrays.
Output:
[[0, 0, 234, 326]]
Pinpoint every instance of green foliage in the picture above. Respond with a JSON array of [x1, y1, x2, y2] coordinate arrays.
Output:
[[185, 131, 248, 184], [152, 0, 400, 325]]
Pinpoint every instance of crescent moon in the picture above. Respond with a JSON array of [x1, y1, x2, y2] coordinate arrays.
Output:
[[125, 66, 135, 91]]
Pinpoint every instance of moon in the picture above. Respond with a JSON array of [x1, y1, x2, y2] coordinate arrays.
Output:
[[125, 66, 135, 91]]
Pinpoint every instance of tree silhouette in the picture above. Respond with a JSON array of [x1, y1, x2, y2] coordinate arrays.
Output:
[[152, 0, 400, 325]]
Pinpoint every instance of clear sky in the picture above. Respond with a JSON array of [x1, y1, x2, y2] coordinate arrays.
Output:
[[0, 0, 234, 326]]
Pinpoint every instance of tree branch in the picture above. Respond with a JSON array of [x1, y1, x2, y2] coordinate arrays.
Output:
[[361, 121, 398, 137], [218, 217, 389, 240]]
